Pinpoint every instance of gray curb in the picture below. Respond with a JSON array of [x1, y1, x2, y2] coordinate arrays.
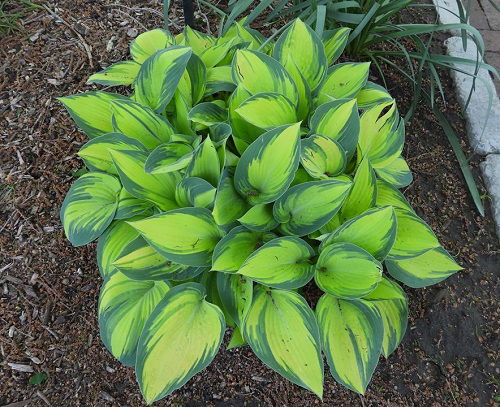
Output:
[[432, 0, 500, 240]]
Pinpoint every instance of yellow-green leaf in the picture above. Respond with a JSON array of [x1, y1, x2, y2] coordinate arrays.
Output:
[[238, 203, 279, 232], [109, 149, 180, 211], [341, 157, 377, 220], [386, 247, 462, 288], [274, 18, 327, 91], [212, 226, 275, 272], [309, 98, 359, 160], [320, 206, 397, 261], [217, 272, 252, 327], [128, 207, 225, 267], [110, 99, 175, 149], [188, 102, 228, 126], [115, 189, 153, 220], [212, 167, 250, 226], [300, 135, 347, 178], [273, 180, 352, 236], [234, 123, 301, 205], [78, 132, 147, 175], [316, 294, 383, 394], [113, 237, 206, 281], [235, 92, 297, 129], [388, 208, 440, 259], [136, 283, 225, 404], [315, 242, 382, 299], [60, 172, 121, 246], [96, 219, 141, 278], [98, 271, 169, 366], [134, 46, 192, 113], [243, 286, 324, 398], [322, 28, 350, 65], [183, 26, 216, 55], [238, 236, 314, 289], [87, 60, 141, 86], [175, 177, 215, 209], [375, 179, 414, 212], [130, 28, 175, 63], [185, 137, 221, 187], [356, 81, 393, 109], [363, 278, 408, 357], [317, 62, 370, 104], [232, 49, 298, 105], [144, 141, 193, 174], [375, 155, 413, 188], [58, 91, 126, 138]]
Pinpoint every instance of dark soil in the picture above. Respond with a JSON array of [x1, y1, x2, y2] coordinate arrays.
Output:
[[0, 1, 499, 406]]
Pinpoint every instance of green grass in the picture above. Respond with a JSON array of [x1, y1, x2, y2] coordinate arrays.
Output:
[[0, 0, 41, 37]]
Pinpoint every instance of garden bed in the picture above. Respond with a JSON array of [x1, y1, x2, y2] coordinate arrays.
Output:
[[0, 1, 498, 406]]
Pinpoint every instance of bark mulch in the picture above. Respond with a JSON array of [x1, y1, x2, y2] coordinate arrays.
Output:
[[0, 1, 498, 406]]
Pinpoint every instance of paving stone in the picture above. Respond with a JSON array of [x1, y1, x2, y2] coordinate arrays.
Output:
[[480, 154, 500, 239], [432, 0, 461, 28], [481, 30, 500, 52], [445, 36, 500, 155], [480, 0, 500, 30], [469, 0, 491, 29]]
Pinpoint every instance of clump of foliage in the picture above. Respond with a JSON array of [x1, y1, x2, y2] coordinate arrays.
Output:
[[59, 19, 461, 404]]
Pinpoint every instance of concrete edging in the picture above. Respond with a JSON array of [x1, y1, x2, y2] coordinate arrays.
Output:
[[432, 0, 500, 240]]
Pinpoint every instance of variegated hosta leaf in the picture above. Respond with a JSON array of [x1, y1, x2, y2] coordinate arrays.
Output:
[[358, 101, 404, 169], [183, 26, 216, 55], [109, 149, 180, 211], [128, 207, 225, 267], [300, 135, 347, 178], [243, 286, 324, 398], [198, 270, 236, 328], [232, 49, 299, 105], [375, 155, 413, 188], [309, 99, 360, 160], [386, 247, 462, 288], [238, 203, 279, 232], [130, 28, 174, 63], [388, 208, 440, 260], [363, 278, 408, 357], [212, 167, 250, 226], [212, 226, 275, 272], [273, 180, 352, 236], [356, 82, 393, 110], [238, 236, 315, 289], [87, 60, 141, 86], [113, 236, 206, 281], [317, 62, 370, 105], [375, 179, 414, 212], [227, 326, 247, 350], [134, 46, 192, 113], [78, 132, 147, 175], [97, 219, 140, 278], [60, 172, 121, 246], [228, 85, 263, 145], [217, 272, 252, 327], [316, 294, 383, 394], [188, 102, 228, 126], [322, 28, 350, 65], [200, 38, 235, 68], [98, 271, 170, 366], [185, 137, 221, 187], [172, 90, 193, 135], [136, 283, 225, 404], [235, 92, 297, 129], [273, 18, 327, 91], [144, 142, 193, 174], [206, 65, 236, 95], [175, 177, 216, 209], [341, 157, 377, 221], [315, 242, 382, 299], [211, 122, 233, 144], [320, 206, 397, 261], [283, 53, 312, 120], [57, 92, 126, 138], [115, 189, 153, 220], [234, 123, 301, 205], [110, 99, 174, 149], [185, 53, 207, 106]]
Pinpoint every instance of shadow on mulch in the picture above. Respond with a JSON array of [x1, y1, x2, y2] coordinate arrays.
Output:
[[0, 1, 498, 406]]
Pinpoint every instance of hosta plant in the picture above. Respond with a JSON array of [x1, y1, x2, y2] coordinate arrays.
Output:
[[59, 19, 461, 404]]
